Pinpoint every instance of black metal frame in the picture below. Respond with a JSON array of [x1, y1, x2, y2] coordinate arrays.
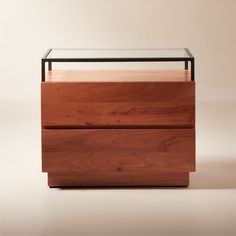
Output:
[[41, 48, 195, 82]]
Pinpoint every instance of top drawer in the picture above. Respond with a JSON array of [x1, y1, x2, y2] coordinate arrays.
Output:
[[41, 81, 195, 127]]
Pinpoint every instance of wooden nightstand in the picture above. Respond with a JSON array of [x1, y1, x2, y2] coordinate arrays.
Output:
[[41, 49, 195, 187]]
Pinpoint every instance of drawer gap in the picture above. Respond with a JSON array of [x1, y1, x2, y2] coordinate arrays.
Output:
[[42, 124, 194, 129]]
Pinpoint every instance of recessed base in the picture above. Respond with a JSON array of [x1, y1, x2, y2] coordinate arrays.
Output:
[[47, 172, 190, 187]]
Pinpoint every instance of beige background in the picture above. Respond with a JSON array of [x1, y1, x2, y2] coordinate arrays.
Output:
[[0, 0, 236, 235]]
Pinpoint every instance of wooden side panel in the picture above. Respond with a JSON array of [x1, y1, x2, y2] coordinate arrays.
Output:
[[42, 129, 195, 173], [48, 172, 189, 187], [41, 82, 195, 127]]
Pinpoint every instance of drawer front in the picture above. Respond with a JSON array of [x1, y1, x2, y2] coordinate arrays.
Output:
[[42, 129, 195, 173], [41, 82, 195, 127]]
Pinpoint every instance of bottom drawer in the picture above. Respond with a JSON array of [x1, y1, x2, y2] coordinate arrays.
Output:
[[42, 128, 195, 175]]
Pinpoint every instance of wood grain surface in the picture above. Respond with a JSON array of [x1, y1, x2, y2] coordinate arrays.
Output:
[[46, 69, 191, 82], [41, 81, 195, 127], [42, 70, 195, 187], [47, 171, 189, 187], [42, 129, 195, 173]]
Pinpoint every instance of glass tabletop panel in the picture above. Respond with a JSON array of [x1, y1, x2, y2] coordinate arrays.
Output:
[[46, 48, 191, 59]]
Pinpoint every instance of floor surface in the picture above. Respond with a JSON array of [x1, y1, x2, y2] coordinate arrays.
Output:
[[0, 100, 235, 236]]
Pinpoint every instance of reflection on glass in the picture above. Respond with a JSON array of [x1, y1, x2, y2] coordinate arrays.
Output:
[[47, 48, 190, 59]]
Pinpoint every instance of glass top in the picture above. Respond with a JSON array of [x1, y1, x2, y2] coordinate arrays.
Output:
[[45, 48, 193, 60]]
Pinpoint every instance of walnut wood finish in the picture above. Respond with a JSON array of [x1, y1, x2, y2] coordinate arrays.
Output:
[[42, 129, 195, 173], [41, 81, 195, 127], [48, 172, 189, 187], [41, 69, 196, 187], [46, 69, 190, 82]]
